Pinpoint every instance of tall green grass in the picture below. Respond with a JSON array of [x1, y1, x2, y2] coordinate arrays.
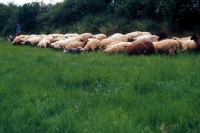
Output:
[[0, 42, 200, 133]]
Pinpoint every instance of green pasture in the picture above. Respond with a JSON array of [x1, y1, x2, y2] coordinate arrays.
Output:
[[0, 42, 200, 133]]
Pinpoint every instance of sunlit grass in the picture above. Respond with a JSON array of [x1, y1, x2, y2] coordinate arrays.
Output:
[[0, 42, 200, 132]]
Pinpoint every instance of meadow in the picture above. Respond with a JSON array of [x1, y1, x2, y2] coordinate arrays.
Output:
[[0, 41, 200, 133]]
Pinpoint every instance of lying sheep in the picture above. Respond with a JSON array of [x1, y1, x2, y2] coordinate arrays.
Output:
[[190, 34, 200, 52], [153, 39, 179, 55]]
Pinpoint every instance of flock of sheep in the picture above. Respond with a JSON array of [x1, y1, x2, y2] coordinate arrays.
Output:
[[11, 31, 200, 55]]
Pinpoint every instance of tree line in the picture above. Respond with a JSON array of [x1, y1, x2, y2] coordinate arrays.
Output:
[[0, 0, 199, 37]]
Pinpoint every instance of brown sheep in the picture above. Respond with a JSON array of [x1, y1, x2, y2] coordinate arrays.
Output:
[[152, 31, 168, 41], [125, 43, 147, 56], [142, 41, 155, 55], [190, 34, 200, 52]]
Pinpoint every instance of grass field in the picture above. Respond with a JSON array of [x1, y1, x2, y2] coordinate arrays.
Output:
[[0, 41, 200, 133]]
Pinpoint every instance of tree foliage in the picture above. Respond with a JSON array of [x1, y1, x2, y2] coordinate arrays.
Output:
[[0, 0, 199, 36]]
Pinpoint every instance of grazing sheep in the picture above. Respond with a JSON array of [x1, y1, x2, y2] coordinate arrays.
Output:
[[80, 33, 93, 41], [92, 34, 107, 41], [63, 46, 83, 54], [153, 39, 179, 55], [12, 39, 24, 46], [172, 36, 191, 41], [133, 35, 159, 44], [37, 39, 50, 48], [124, 43, 147, 55], [64, 39, 89, 50], [12, 35, 25, 45], [53, 37, 77, 49], [100, 36, 122, 49], [152, 31, 168, 41], [126, 31, 143, 39], [177, 40, 197, 52], [142, 41, 155, 55], [104, 42, 132, 54], [141, 32, 151, 35], [30, 36, 43, 46], [190, 34, 200, 52], [82, 39, 101, 52]]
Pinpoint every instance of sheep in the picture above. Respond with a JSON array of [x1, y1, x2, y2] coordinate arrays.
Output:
[[111, 33, 123, 37], [80, 33, 93, 41], [152, 31, 168, 41], [118, 35, 132, 42], [30, 36, 43, 46], [12, 39, 24, 46], [63, 46, 83, 54], [141, 32, 151, 35], [124, 42, 147, 55], [64, 33, 79, 38], [133, 35, 159, 44], [177, 40, 196, 52], [190, 34, 200, 52], [64, 39, 88, 50], [12, 35, 26, 45], [37, 39, 51, 48], [82, 39, 101, 52], [100, 36, 122, 49], [142, 41, 155, 55], [92, 34, 107, 41], [172, 36, 191, 41], [105, 41, 123, 49], [126, 31, 143, 39], [103, 42, 132, 54], [53, 37, 77, 49], [153, 39, 179, 55]]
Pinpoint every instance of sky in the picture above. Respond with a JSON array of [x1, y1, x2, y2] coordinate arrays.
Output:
[[0, 0, 63, 5]]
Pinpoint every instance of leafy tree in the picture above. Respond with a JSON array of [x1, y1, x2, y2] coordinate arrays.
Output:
[[0, 2, 18, 36], [17, 2, 41, 34]]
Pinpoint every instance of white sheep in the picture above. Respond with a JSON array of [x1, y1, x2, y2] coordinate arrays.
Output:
[[37, 39, 51, 48], [64, 41, 84, 50], [82, 39, 101, 52], [53, 37, 77, 49], [153, 39, 179, 55], [80, 33, 93, 41], [100, 36, 122, 49], [126, 31, 143, 39], [133, 35, 159, 44], [92, 34, 107, 41], [177, 40, 197, 52], [104, 42, 132, 54]]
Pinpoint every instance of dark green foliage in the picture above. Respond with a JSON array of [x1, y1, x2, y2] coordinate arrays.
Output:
[[0, 0, 200, 36]]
